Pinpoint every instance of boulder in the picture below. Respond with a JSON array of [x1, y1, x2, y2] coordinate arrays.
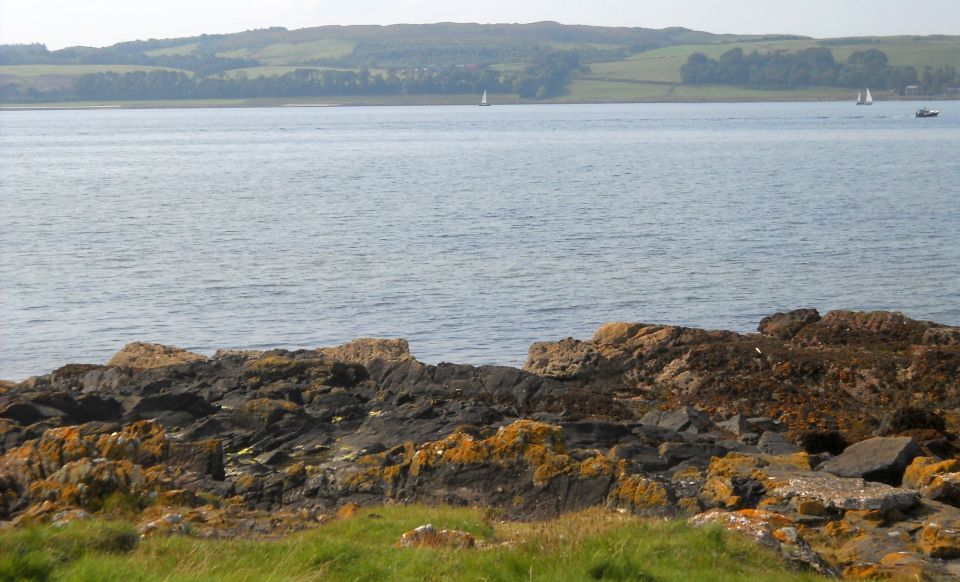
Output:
[[124, 392, 217, 426], [902, 457, 960, 490], [768, 473, 919, 513], [524, 338, 601, 379], [717, 413, 751, 436], [107, 342, 207, 369], [757, 432, 800, 456], [639, 406, 714, 434], [918, 522, 960, 559], [399, 524, 476, 548], [320, 338, 413, 365], [821, 436, 922, 485], [757, 309, 821, 340], [689, 509, 837, 576]]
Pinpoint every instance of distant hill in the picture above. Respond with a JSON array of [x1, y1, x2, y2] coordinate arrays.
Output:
[[0, 22, 957, 104]]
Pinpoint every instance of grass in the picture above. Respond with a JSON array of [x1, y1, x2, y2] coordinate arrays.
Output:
[[0, 505, 828, 582], [143, 43, 200, 58], [580, 36, 960, 90], [828, 37, 960, 69], [218, 39, 357, 66], [0, 64, 191, 78]]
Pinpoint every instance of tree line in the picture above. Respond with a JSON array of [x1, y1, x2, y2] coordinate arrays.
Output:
[[0, 50, 584, 102], [681, 47, 955, 94]]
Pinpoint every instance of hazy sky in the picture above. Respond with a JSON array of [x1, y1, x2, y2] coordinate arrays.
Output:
[[2, 0, 959, 49]]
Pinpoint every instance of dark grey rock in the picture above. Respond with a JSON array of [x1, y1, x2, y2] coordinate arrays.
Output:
[[747, 417, 783, 433], [821, 436, 922, 486], [757, 309, 822, 340], [757, 431, 801, 455], [717, 412, 751, 435]]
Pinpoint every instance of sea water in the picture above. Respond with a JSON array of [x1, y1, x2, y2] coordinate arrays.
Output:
[[1, 101, 958, 379]]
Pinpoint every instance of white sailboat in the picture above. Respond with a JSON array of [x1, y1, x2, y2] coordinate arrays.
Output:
[[856, 88, 873, 105], [479, 90, 490, 106]]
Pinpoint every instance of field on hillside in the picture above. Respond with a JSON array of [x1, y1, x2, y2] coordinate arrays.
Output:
[[218, 39, 357, 65], [0, 64, 190, 77], [1, 28, 956, 104], [0, 505, 828, 582], [581, 36, 960, 87]]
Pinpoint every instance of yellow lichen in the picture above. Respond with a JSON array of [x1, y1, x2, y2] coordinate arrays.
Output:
[[609, 476, 671, 512], [578, 455, 616, 479], [903, 457, 960, 489]]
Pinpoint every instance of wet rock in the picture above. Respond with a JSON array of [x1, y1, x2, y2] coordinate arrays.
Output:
[[107, 342, 208, 369], [821, 436, 922, 485]]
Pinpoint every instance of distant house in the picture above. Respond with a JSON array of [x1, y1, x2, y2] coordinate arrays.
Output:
[[904, 85, 921, 96]]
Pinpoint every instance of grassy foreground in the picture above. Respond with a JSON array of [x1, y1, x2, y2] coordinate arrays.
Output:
[[0, 505, 826, 582]]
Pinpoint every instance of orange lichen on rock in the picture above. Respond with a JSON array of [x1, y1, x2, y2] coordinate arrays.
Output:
[[37, 426, 92, 476], [918, 522, 960, 559], [902, 456, 960, 489], [608, 475, 672, 514], [578, 455, 617, 479], [410, 421, 570, 486]]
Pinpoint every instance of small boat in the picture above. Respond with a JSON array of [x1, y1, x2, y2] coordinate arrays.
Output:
[[856, 88, 873, 105], [915, 106, 940, 118], [479, 90, 490, 107]]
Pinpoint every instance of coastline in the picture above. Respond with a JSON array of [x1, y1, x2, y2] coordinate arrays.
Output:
[[2, 93, 957, 111], [2, 309, 960, 578]]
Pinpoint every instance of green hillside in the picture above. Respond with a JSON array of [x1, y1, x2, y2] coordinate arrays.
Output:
[[1, 22, 957, 105]]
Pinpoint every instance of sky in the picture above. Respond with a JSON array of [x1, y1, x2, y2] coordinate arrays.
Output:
[[1, 0, 959, 49]]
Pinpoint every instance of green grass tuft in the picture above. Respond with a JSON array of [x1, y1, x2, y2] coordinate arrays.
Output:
[[0, 506, 828, 582]]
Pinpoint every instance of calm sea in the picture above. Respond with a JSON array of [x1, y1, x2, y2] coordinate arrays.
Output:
[[1, 102, 958, 379]]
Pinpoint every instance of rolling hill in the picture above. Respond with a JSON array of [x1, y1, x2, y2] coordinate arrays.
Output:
[[0, 22, 957, 105]]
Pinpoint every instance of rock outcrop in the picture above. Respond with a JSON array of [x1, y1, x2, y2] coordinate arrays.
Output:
[[1, 309, 959, 578]]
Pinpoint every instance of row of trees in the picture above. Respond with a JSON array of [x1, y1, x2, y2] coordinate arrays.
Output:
[[1, 66, 522, 103], [0, 47, 586, 102], [0, 42, 257, 75], [680, 48, 928, 92]]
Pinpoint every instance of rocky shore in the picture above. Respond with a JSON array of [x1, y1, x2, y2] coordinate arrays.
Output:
[[2, 309, 960, 579]]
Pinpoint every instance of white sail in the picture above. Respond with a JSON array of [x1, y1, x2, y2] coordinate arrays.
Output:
[[865, 88, 873, 104], [857, 91, 862, 104], [480, 90, 488, 105]]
